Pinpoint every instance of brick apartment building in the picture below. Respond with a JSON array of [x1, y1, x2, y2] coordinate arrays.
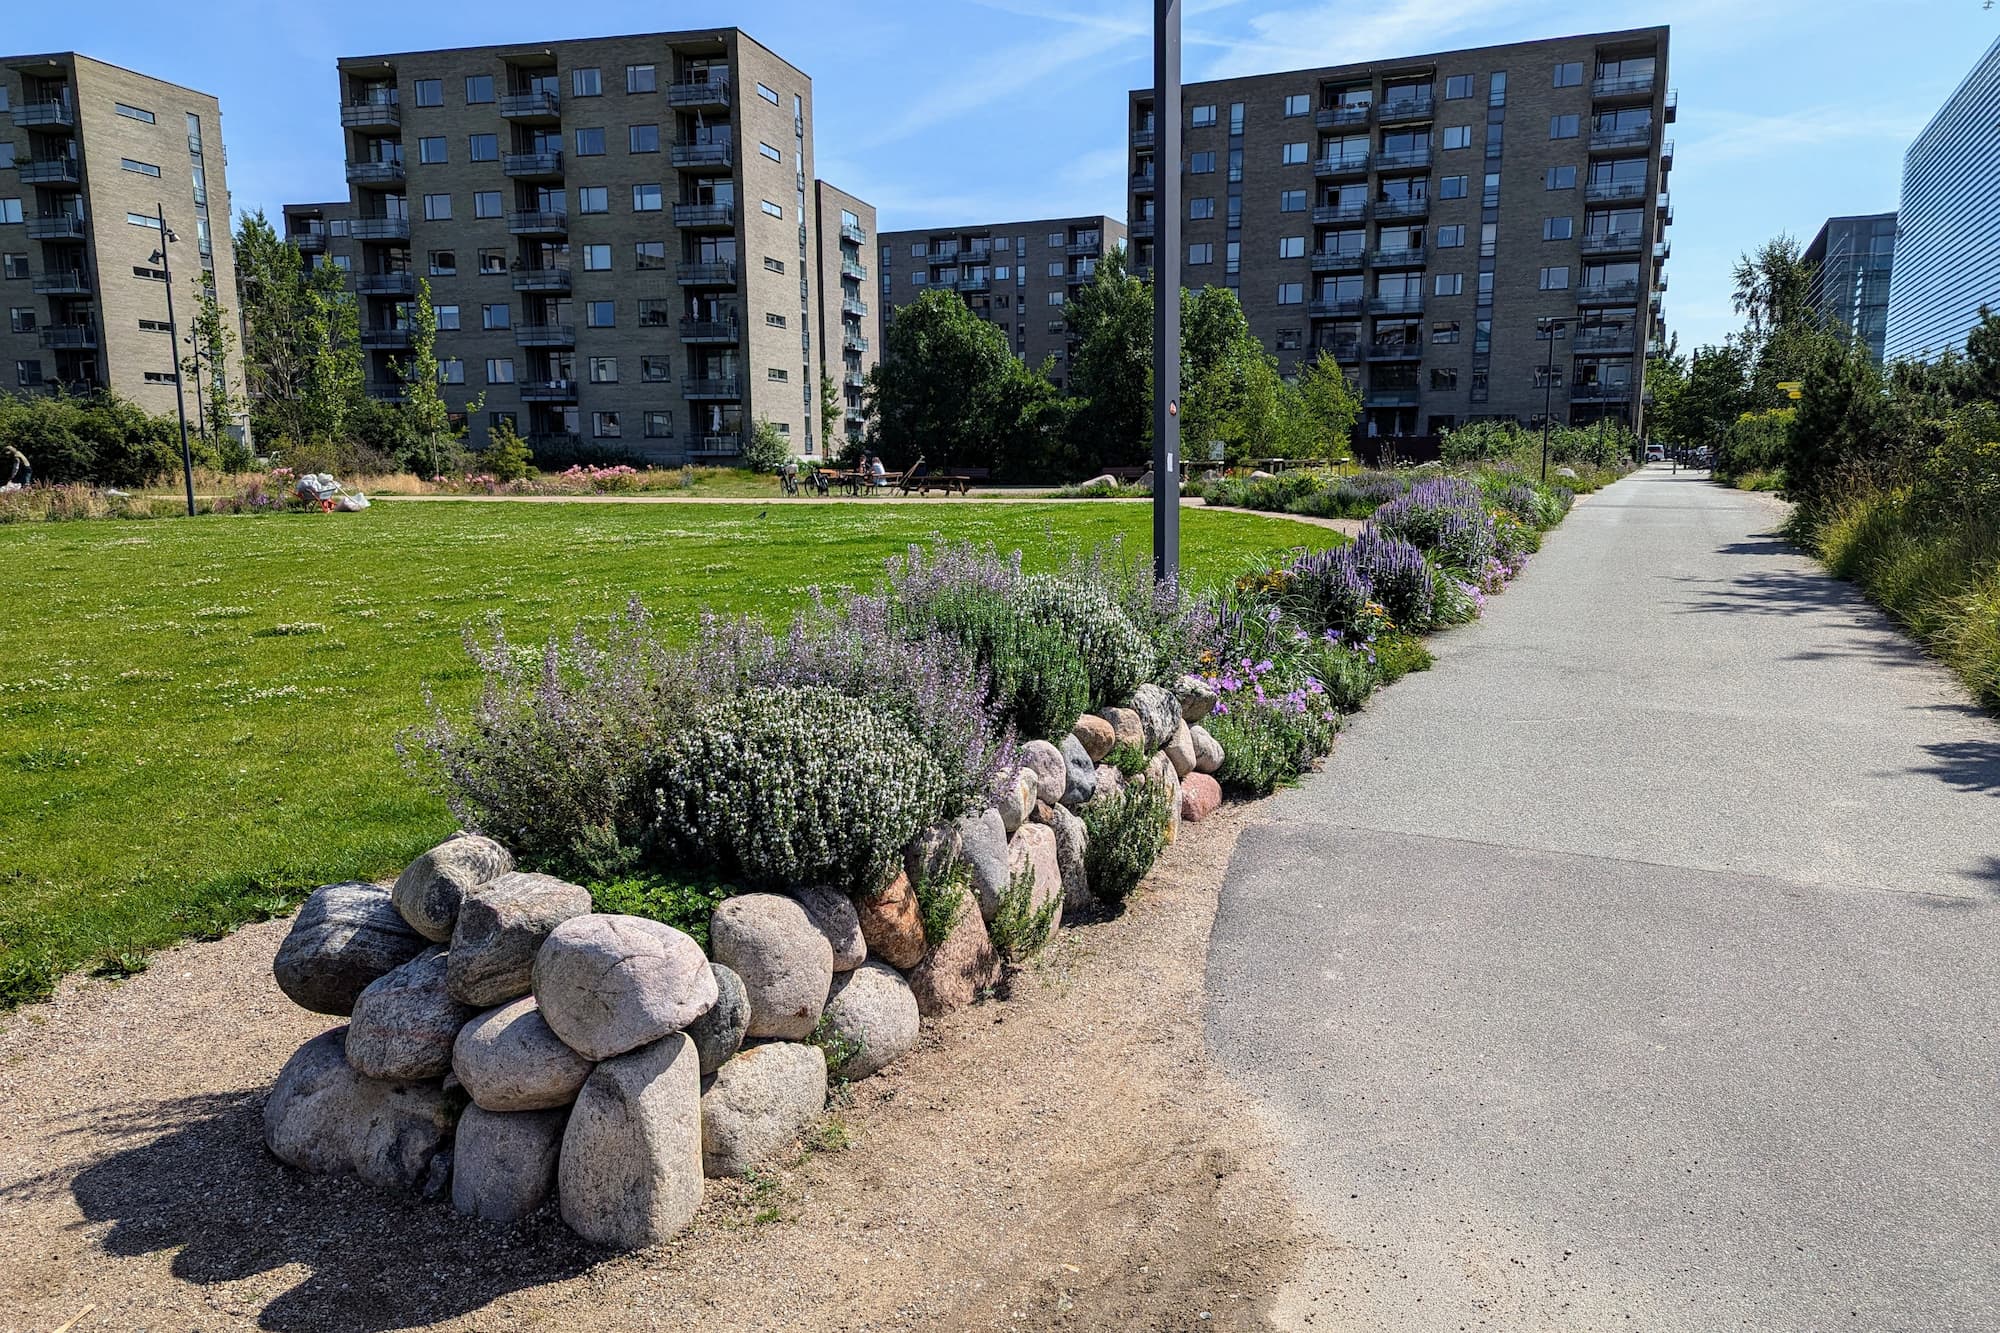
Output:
[[1128, 27, 1673, 437], [875, 215, 1127, 387], [0, 52, 246, 428], [293, 28, 876, 462]]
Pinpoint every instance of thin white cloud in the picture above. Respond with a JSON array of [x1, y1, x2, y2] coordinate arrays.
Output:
[[1683, 105, 1928, 165]]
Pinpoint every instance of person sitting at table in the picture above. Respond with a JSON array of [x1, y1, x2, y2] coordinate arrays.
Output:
[[869, 454, 888, 488]]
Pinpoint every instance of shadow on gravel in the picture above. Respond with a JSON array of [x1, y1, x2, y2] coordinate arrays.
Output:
[[55, 1089, 597, 1332], [1911, 739, 2000, 797]]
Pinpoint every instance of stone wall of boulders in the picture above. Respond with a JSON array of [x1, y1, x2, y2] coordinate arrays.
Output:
[[260, 676, 1226, 1249]]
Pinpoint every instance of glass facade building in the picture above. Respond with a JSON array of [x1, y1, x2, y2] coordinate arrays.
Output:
[[1805, 213, 1895, 366], [1883, 36, 2000, 362]]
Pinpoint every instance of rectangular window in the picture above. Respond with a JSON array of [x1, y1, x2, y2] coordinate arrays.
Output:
[[1442, 126, 1471, 150], [1276, 282, 1304, 305], [765, 256, 785, 274], [1279, 190, 1307, 212], [1191, 151, 1215, 174], [1475, 318, 1492, 352], [1547, 165, 1577, 190], [1432, 321, 1460, 344], [126, 210, 161, 229], [635, 241, 666, 270], [592, 411, 621, 438], [473, 191, 502, 219], [1191, 104, 1216, 127], [115, 102, 156, 123], [578, 187, 608, 214], [465, 75, 494, 104], [424, 193, 452, 221], [1480, 222, 1498, 256], [468, 133, 498, 162], [419, 136, 447, 164], [15, 359, 43, 387], [642, 356, 670, 382], [1188, 242, 1213, 264], [634, 184, 664, 212], [1543, 216, 1574, 241], [1230, 103, 1245, 135], [757, 83, 780, 105], [1477, 272, 1495, 302], [760, 199, 782, 218], [435, 304, 461, 331], [1284, 93, 1310, 117], [586, 300, 615, 327], [629, 124, 660, 153], [1444, 75, 1474, 100], [583, 244, 611, 270], [0, 145, 11, 170], [1483, 173, 1502, 206], [766, 311, 787, 328], [626, 64, 656, 94], [637, 299, 671, 327], [1439, 175, 1468, 199], [1435, 273, 1463, 296], [8, 307, 32, 333], [1049, 232, 1065, 247], [590, 356, 618, 383], [1550, 114, 1580, 140], [1278, 236, 1305, 259], [645, 411, 673, 438], [2, 254, 28, 280], [429, 249, 457, 275], [144, 371, 179, 385], [1189, 197, 1215, 220], [1435, 224, 1465, 248], [414, 79, 443, 108], [1430, 367, 1459, 390], [575, 127, 606, 156], [1553, 61, 1583, 88], [1281, 142, 1309, 165], [440, 357, 465, 384], [479, 249, 507, 275], [572, 68, 602, 97], [1489, 72, 1508, 107], [121, 158, 162, 178], [1539, 265, 1570, 290], [481, 304, 510, 330], [767, 367, 789, 382], [760, 142, 782, 162], [1047, 291, 1065, 306]]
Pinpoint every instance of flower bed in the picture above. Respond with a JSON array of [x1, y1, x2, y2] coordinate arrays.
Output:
[[258, 475, 1586, 1246]]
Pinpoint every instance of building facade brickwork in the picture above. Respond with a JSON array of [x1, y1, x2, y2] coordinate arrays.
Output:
[[811, 180, 877, 447]]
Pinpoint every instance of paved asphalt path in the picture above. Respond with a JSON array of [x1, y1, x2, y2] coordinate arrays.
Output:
[[1209, 467, 1999, 1331]]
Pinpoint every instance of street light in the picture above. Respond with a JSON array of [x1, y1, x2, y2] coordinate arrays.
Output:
[[1535, 315, 1579, 484], [149, 203, 196, 517], [1152, 0, 1181, 584]]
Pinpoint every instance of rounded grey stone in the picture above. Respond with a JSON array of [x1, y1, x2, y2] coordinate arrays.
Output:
[[452, 995, 593, 1112], [708, 895, 835, 1042], [1020, 739, 1068, 805], [791, 886, 866, 972], [1131, 683, 1181, 752], [1059, 734, 1099, 807], [532, 914, 718, 1061], [699, 1041, 828, 1178], [683, 962, 750, 1076], [264, 1027, 457, 1190], [273, 882, 430, 1016], [447, 871, 594, 1007], [452, 1105, 566, 1224], [559, 1033, 703, 1249], [392, 834, 514, 942], [822, 962, 920, 1081], [345, 949, 478, 1080]]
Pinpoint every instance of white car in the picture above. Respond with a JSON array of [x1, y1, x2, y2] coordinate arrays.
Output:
[[1644, 444, 1666, 462]]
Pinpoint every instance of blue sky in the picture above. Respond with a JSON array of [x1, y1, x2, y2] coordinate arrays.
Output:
[[20, 0, 1999, 353]]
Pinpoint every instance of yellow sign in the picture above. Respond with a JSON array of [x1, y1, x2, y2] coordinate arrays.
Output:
[[1777, 381, 1803, 400]]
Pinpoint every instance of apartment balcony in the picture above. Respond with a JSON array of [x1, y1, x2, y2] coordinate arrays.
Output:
[[1368, 294, 1425, 315], [1321, 338, 1362, 362], [1368, 246, 1426, 268], [1131, 171, 1156, 192], [1065, 269, 1095, 285], [349, 217, 412, 242], [1657, 193, 1673, 225], [1591, 70, 1656, 100], [1309, 296, 1367, 319], [507, 210, 568, 237], [671, 139, 735, 170], [1569, 381, 1633, 403], [1131, 127, 1155, 149], [1589, 125, 1654, 154], [31, 271, 90, 295], [843, 329, 870, 352], [527, 431, 580, 452], [676, 260, 738, 286], [840, 220, 866, 245], [1664, 88, 1678, 123], [353, 272, 416, 296], [1311, 250, 1365, 273], [15, 98, 76, 129], [667, 77, 732, 109], [1653, 239, 1671, 262], [1375, 146, 1431, 171], [1655, 271, 1669, 292], [1575, 280, 1641, 305], [519, 379, 579, 403], [1312, 201, 1369, 226], [842, 296, 869, 317], [27, 214, 87, 242], [367, 380, 408, 404], [1659, 139, 1675, 170], [1584, 179, 1648, 204], [840, 257, 868, 281], [499, 90, 561, 121], [502, 151, 564, 180], [1364, 341, 1423, 361], [341, 101, 402, 131], [18, 158, 80, 186], [684, 375, 743, 400], [843, 369, 867, 390], [673, 201, 735, 229], [1373, 196, 1430, 221], [1375, 92, 1436, 124], [515, 323, 576, 347], [1581, 230, 1644, 257], [360, 326, 413, 349], [1315, 103, 1372, 130], [1364, 386, 1422, 406], [346, 159, 406, 187], [38, 324, 97, 350], [1571, 330, 1636, 354], [1130, 219, 1156, 240], [511, 265, 571, 292], [1314, 153, 1371, 179], [691, 435, 742, 457], [1067, 239, 1103, 258], [680, 317, 740, 343]]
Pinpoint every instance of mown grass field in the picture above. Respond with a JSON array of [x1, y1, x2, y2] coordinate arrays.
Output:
[[0, 499, 1338, 1007]]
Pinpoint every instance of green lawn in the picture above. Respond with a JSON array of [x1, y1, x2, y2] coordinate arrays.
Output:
[[0, 499, 1335, 1006]]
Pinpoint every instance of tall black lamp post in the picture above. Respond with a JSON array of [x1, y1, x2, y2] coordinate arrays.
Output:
[[1152, 0, 1181, 583], [150, 203, 196, 517], [1535, 315, 1578, 484]]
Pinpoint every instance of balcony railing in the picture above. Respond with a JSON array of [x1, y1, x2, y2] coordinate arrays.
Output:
[[341, 101, 402, 130], [515, 323, 576, 347], [1312, 201, 1369, 225], [840, 257, 868, 281], [28, 214, 87, 242], [18, 158, 80, 185], [1315, 103, 1372, 130], [345, 159, 406, 187], [519, 379, 579, 403], [1591, 71, 1656, 99], [1376, 92, 1436, 123], [511, 266, 571, 292], [1131, 171, 1156, 191], [507, 211, 568, 236], [1314, 152, 1371, 178], [1569, 381, 1633, 402], [843, 330, 870, 352], [1665, 88, 1678, 123], [353, 272, 416, 296], [1375, 146, 1431, 170], [1584, 179, 1648, 204], [359, 327, 413, 349], [1654, 240, 1671, 262], [667, 77, 732, 108], [16, 98, 76, 129], [1657, 193, 1673, 225], [366, 380, 408, 404], [673, 201, 735, 228], [1067, 239, 1103, 257], [843, 370, 867, 390], [1571, 330, 1636, 354], [1309, 296, 1366, 318], [1311, 250, 1365, 273], [1575, 280, 1641, 305], [1129, 220, 1156, 239], [349, 217, 412, 241], [1660, 139, 1675, 170], [1589, 126, 1654, 153], [680, 317, 741, 342], [1319, 338, 1362, 361], [676, 261, 738, 286], [32, 271, 90, 295], [38, 324, 97, 350], [1368, 293, 1425, 314], [1365, 341, 1423, 360], [1373, 196, 1430, 220], [840, 221, 867, 245], [502, 151, 564, 179], [684, 375, 743, 399], [1581, 230, 1644, 256], [1364, 386, 1422, 406], [691, 435, 742, 457], [671, 139, 735, 169], [1131, 127, 1155, 149], [842, 296, 869, 317], [1369, 246, 1426, 267], [499, 90, 560, 120]]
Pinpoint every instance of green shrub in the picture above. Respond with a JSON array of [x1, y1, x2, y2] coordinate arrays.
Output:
[[1103, 741, 1147, 776], [1204, 704, 1336, 797], [587, 869, 736, 951], [1016, 574, 1150, 708], [1314, 642, 1381, 712], [1373, 633, 1433, 684], [648, 687, 947, 895], [924, 589, 1090, 740], [1079, 782, 1173, 903], [742, 418, 792, 474], [988, 864, 1060, 963], [913, 856, 970, 947], [481, 420, 534, 482]]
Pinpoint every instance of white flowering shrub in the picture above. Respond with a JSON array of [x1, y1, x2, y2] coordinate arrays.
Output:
[[1015, 575, 1151, 708], [648, 687, 948, 894]]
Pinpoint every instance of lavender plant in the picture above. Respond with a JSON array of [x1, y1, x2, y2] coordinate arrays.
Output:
[[1372, 476, 1498, 575], [1348, 529, 1437, 630]]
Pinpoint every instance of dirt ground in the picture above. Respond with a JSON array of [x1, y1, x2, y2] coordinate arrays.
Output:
[[0, 802, 1311, 1333]]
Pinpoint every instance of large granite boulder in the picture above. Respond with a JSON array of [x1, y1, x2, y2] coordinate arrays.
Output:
[[1162, 720, 1197, 778], [953, 809, 1010, 925], [452, 995, 593, 1112], [1038, 802, 1091, 912], [273, 882, 430, 1016], [264, 1027, 458, 1190], [1094, 706, 1145, 752], [994, 768, 1039, 834], [345, 949, 477, 1080], [907, 879, 1000, 1016], [791, 886, 866, 972], [559, 1033, 704, 1249], [1180, 771, 1224, 823], [1019, 740, 1068, 806], [452, 1105, 566, 1223], [447, 871, 593, 1007], [1130, 683, 1180, 752], [1174, 673, 1219, 723], [1001, 823, 1064, 931], [1189, 723, 1224, 775], [1058, 734, 1098, 807], [392, 834, 513, 943], [532, 914, 717, 1061], [1070, 713, 1116, 762], [708, 894, 834, 1041], [822, 962, 920, 1080], [683, 962, 750, 1077], [853, 871, 927, 970], [699, 1042, 827, 1178]]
